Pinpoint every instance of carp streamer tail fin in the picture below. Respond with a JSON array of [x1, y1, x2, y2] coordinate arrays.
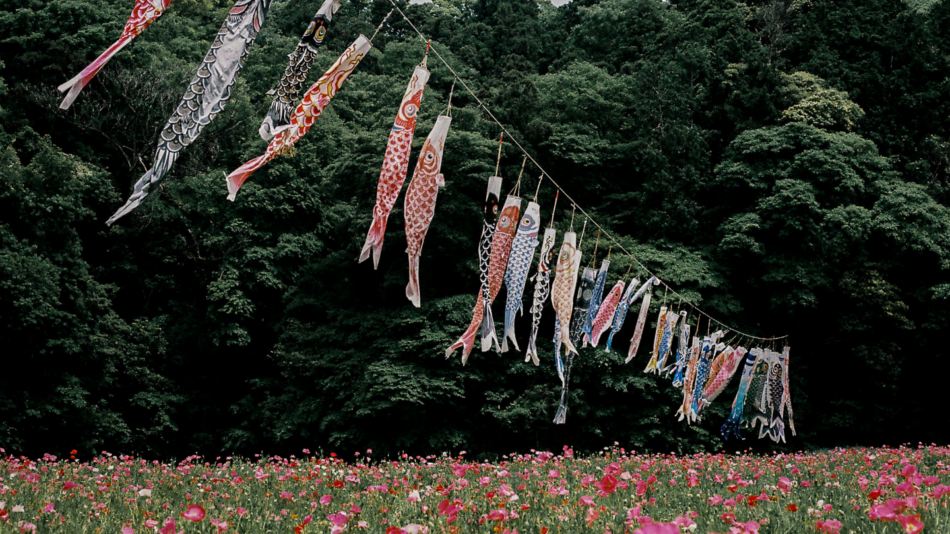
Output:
[[405, 255, 421, 308], [480, 300, 499, 353], [59, 37, 133, 110], [359, 210, 389, 269], [226, 155, 267, 201]]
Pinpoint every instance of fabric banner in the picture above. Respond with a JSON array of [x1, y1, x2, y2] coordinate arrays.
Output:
[[225, 34, 371, 201], [359, 63, 430, 267], [107, 0, 273, 225], [259, 0, 341, 140], [445, 196, 520, 362], [525, 227, 557, 365], [404, 115, 451, 307], [501, 201, 540, 352], [581, 260, 609, 344], [605, 277, 639, 353], [550, 232, 580, 356], [589, 280, 624, 347], [59, 0, 173, 110]]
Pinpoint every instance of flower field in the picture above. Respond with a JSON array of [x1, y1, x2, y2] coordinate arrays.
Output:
[[0, 445, 948, 534]]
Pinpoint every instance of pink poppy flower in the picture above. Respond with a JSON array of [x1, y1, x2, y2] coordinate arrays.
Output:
[[709, 494, 724, 505], [632, 523, 678, 534], [144, 520, 159, 528], [868, 504, 897, 522], [778, 477, 792, 494], [931, 485, 950, 499], [579, 496, 595, 507], [897, 514, 924, 534], [320, 495, 332, 505], [816, 519, 842, 533], [328, 513, 348, 527], [158, 518, 181, 534], [180, 504, 206, 522], [121, 526, 135, 534], [236, 507, 248, 517], [487, 509, 508, 522], [635, 481, 647, 496], [896, 482, 916, 496], [585, 508, 600, 527], [594, 475, 618, 495], [62, 482, 78, 491]]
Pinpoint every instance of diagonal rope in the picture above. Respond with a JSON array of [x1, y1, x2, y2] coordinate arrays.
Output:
[[384, 0, 788, 342]]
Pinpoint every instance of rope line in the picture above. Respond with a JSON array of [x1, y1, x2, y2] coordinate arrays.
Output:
[[384, 0, 788, 343]]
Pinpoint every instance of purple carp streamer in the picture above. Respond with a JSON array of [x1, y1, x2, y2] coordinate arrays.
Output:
[[359, 63, 430, 268], [107, 0, 273, 225], [404, 115, 452, 307], [58, 0, 173, 110], [259, 0, 340, 140], [501, 202, 540, 352], [525, 228, 557, 365], [581, 260, 609, 345]]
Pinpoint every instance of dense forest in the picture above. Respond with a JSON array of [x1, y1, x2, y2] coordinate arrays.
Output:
[[1, 0, 948, 460]]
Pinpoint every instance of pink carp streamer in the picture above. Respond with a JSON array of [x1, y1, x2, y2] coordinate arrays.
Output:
[[404, 115, 451, 307], [589, 280, 624, 347], [360, 63, 430, 268], [703, 346, 747, 406], [58, 0, 172, 110], [225, 35, 371, 200], [446, 196, 521, 363]]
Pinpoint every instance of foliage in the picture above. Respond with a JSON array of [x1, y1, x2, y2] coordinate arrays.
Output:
[[0, 0, 948, 458]]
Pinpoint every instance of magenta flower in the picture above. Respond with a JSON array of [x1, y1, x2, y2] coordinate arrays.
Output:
[[180, 504, 206, 522], [868, 503, 898, 522], [158, 518, 181, 534], [327, 513, 347, 527], [632, 523, 678, 534], [121, 526, 135, 534], [320, 495, 332, 505], [897, 514, 924, 534], [931, 484, 950, 499], [778, 477, 792, 494], [579, 496, 595, 507], [816, 519, 842, 533]]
